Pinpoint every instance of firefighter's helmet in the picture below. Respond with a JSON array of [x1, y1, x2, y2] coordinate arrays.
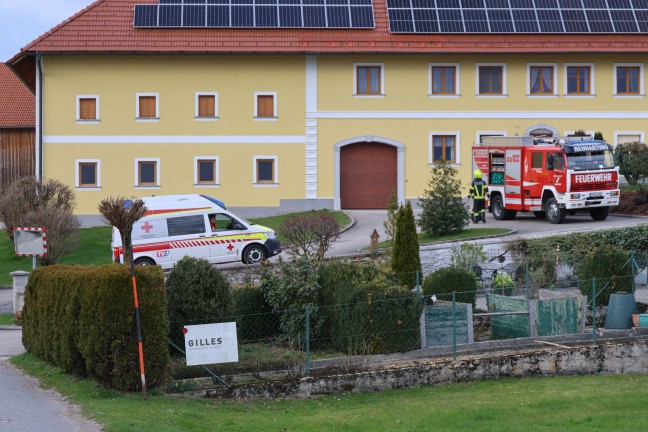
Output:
[[474, 169, 483, 179]]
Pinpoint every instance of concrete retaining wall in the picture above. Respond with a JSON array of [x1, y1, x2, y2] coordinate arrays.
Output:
[[207, 339, 648, 400]]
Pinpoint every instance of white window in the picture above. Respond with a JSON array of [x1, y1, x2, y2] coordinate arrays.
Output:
[[254, 92, 277, 120], [564, 130, 594, 139], [527, 63, 558, 97], [429, 63, 459, 97], [564, 63, 595, 97], [195, 92, 218, 120], [353, 63, 385, 97], [429, 132, 460, 165], [613, 63, 644, 97], [476, 63, 506, 97], [76, 95, 99, 123], [136, 93, 159, 121], [253, 156, 278, 186], [194, 156, 220, 186], [476, 132, 506, 145], [135, 158, 160, 188], [614, 132, 644, 148], [75, 159, 101, 189]]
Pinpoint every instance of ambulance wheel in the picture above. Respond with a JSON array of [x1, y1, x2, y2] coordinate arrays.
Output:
[[545, 197, 566, 224], [590, 206, 609, 221], [533, 211, 546, 219], [243, 245, 267, 265], [134, 257, 156, 266]]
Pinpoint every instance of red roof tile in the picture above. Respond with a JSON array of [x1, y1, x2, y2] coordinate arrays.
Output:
[[10, 0, 648, 62], [0, 63, 35, 128]]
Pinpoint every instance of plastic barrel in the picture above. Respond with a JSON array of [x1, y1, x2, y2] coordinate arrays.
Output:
[[604, 293, 637, 330]]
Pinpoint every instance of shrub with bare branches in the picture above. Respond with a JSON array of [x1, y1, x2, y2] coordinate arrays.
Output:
[[0, 176, 79, 265], [98, 196, 147, 266], [278, 211, 340, 266]]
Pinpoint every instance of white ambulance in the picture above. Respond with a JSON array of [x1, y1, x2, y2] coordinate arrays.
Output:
[[111, 194, 281, 269]]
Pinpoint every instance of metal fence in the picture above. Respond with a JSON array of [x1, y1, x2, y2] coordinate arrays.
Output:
[[167, 271, 648, 392]]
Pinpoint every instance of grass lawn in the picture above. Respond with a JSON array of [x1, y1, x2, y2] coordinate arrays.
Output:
[[0, 313, 14, 325], [11, 353, 648, 432], [249, 210, 352, 243]]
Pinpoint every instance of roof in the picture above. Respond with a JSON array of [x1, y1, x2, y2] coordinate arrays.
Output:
[[0, 63, 35, 128]]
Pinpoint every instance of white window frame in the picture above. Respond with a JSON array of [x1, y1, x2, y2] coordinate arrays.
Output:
[[476, 131, 507, 145], [353, 63, 385, 98], [429, 132, 461, 166], [476, 63, 507, 98], [195, 92, 219, 121], [614, 131, 645, 148], [136, 92, 160, 122], [254, 92, 278, 121], [564, 130, 594, 139], [194, 156, 220, 187], [613, 63, 644, 97], [134, 158, 160, 188], [75, 159, 101, 190], [526, 63, 558, 97], [564, 63, 595, 97], [253, 155, 278, 187], [428, 63, 460, 98], [76, 95, 100, 124]]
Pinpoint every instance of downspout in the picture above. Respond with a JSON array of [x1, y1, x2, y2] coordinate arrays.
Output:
[[36, 53, 43, 180]]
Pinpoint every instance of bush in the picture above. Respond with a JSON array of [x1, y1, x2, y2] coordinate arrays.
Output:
[[0, 176, 79, 265], [450, 243, 487, 271], [422, 267, 478, 307], [318, 260, 422, 354], [614, 141, 648, 185], [391, 202, 422, 288], [166, 257, 233, 350], [22, 265, 169, 391], [278, 211, 340, 266], [231, 283, 279, 341], [418, 160, 470, 236], [577, 245, 634, 306]]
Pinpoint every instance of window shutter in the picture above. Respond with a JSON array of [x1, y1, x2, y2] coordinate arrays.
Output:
[[139, 96, 156, 118], [257, 95, 274, 117], [79, 98, 96, 120], [198, 95, 215, 117]]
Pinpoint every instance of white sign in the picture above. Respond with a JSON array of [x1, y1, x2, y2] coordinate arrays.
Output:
[[184, 322, 239, 366], [14, 228, 47, 257]]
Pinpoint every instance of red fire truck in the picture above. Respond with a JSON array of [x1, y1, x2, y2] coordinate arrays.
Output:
[[473, 136, 620, 224]]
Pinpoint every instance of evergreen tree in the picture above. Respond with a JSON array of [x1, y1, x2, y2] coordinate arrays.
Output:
[[418, 160, 470, 236], [391, 201, 422, 289], [383, 187, 399, 256]]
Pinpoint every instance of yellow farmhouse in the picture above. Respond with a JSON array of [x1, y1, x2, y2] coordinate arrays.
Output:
[[8, 0, 648, 223]]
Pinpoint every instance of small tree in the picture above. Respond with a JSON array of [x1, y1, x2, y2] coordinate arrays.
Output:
[[614, 141, 648, 185], [0, 176, 80, 265], [278, 211, 340, 268], [418, 160, 470, 236], [450, 243, 487, 271], [391, 202, 421, 288], [98, 196, 147, 266], [383, 187, 399, 255]]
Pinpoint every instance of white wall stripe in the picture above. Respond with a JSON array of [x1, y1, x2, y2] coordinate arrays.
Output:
[[44, 135, 307, 144], [309, 111, 648, 119]]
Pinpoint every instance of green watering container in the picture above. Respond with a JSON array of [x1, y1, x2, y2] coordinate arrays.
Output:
[[604, 293, 637, 330]]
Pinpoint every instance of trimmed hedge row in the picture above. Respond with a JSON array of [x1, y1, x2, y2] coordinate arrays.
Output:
[[22, 264, 169, 391]]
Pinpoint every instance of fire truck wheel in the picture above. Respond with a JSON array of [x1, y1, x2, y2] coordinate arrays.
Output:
[[491, 195, 506, 220], [545, 197, 566, 224], [134, 257, 156, 266], [590, 206, 609, 221], [533, 211, 546, 219], [243, 245, 267, 265]]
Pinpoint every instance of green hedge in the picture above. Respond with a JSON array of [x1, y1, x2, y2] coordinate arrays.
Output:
[[22, 265, 169, 391]]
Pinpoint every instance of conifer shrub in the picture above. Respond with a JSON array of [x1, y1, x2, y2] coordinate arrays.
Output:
[[577, 245, 634, 306], [422, 267, 478, 307], [391, 202, 422, 289], [166, 257, 233, 350], [22, 264, 169, 391]]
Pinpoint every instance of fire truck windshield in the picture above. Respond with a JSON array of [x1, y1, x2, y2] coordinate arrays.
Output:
[[566, 149, 615, 171]]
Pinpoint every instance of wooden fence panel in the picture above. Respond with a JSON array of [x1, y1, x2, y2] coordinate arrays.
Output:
[[0, 128, 35, 192]]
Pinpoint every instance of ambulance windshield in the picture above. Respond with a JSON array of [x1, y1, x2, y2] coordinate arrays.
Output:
[[565, 144, 615, 171]]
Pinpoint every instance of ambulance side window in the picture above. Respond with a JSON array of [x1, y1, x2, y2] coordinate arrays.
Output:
[[210, 213, 237, 232], [531, 152, 543, 169], [167, 215, 206, 237]]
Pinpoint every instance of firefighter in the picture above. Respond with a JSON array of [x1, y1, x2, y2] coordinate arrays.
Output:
[[470, 169, 489, 223]]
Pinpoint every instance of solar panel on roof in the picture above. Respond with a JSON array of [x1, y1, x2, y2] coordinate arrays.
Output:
[[385, 0, 648, 33], [134, 0, 373, 28]]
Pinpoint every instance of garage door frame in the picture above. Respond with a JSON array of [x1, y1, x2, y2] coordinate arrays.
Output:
[[334, 135, 404, 210]]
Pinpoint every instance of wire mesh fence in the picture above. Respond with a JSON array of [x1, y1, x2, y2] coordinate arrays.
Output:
[[167, 270, 648, 392]]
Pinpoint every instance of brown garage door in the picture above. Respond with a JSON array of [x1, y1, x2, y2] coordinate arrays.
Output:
[[340, 142, 396, 209]]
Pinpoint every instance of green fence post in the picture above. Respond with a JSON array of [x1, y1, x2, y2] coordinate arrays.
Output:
[[525, 258, 529, 298], [452, 291, 457, 362], [416, 270, 420, 294], [630, 251, 636, 294], [305, 305, 311, 377], [592, 277, 597, 347]]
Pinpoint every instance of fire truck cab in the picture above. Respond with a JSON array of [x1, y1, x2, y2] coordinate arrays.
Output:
[[473, 136, 620, 224]]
